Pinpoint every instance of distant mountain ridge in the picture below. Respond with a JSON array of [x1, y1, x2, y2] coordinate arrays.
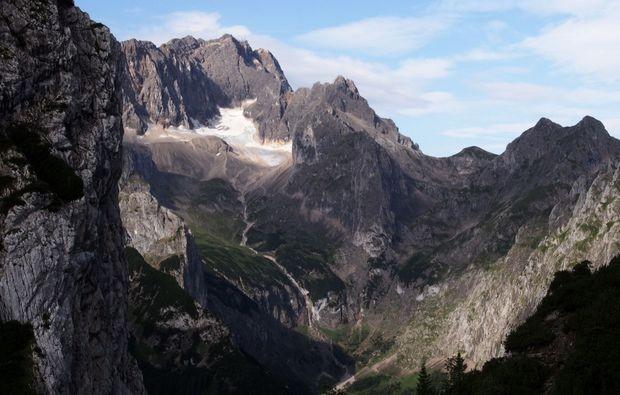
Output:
[[120, 32, 620, 385]]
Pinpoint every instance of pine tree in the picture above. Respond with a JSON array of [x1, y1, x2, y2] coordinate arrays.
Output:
[[446, 352, 467, 394], [416, 360, 432, 395]]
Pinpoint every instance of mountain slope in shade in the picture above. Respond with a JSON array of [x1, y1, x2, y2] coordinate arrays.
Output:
[[118, 155, 353, 393], [125, 247, 290, 394]]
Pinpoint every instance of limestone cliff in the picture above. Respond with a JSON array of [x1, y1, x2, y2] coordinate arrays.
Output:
[[0, 0, 143, 393]]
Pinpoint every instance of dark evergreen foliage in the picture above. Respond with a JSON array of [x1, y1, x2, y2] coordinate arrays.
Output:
[[416, 360, 432, 395], [0, 320, 36, 395]]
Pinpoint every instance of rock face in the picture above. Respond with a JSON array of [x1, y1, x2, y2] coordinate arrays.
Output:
[[121, 35, 291, 140], [0, 0, 143, 393]]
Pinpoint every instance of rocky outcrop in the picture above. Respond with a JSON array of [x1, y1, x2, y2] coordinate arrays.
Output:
[[119, 176, 199, 288], [0, 0, 143, 393]]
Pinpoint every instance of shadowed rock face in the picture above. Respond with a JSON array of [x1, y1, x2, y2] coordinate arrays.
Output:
[[0, 0, 143, 393]]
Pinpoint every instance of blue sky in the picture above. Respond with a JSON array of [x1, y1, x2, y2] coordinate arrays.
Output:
[[76, 0, 620, 156]]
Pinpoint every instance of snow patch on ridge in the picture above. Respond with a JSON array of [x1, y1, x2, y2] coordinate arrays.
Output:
[[140, 100, 292, 167]]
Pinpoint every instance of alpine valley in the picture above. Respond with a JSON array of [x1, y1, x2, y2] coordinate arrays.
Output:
[[1, 1, 619, 394]]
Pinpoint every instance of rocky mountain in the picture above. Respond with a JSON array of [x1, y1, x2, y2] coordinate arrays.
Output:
[[2, 1, 619, 393], [0, 0, 143, 393], [118, 31, 620, 392], [121, 35, 291, 141]]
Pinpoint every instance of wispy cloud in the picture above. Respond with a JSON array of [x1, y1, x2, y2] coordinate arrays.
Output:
[[481, 82, 557, 101], [521, 5, 620, 80], [295, 16, 451, 55], [441, 122, 531, 138], [122, 11, 250, 45], [434, 0, 614, 16]]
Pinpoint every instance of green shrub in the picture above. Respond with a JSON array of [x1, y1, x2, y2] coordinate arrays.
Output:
[[469, 356, 547, 395], [159, 255, 181, 272], [397, 252, 433, 285]]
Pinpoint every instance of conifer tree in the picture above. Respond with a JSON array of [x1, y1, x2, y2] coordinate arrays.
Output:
[[416, 359, 432, 395], [446, 352, 467, 394]]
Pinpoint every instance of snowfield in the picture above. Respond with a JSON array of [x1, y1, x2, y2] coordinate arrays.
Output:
[[140, 100, 292, 167]]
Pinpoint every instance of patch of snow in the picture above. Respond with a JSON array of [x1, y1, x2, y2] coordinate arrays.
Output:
[[195, 100, 291, 166], [143, 99, 292, 167], [396, 284, 404, 295], [415, 284, 440, 302], [313, 298, 328, 321]]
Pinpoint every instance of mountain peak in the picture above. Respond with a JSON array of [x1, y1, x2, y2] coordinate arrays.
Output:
[[161, 35, 203, 51], [217, 33, 242, 44], [333, 75, 359, 95], [121, 38, 158, 51], [575, 115, 607, 133], [453, 146, 496, 160], [533, 117, 562, 130]]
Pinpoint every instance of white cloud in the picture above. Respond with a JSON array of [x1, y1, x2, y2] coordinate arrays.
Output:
[[434, 0, 615, 16], [481, 82, 557, 101], [123, 11, 250, 45], [480, 82, 620, 104], [518, 0, 616, 16], [454, 48, 517, 62], [522, 7, 620, 80], [295, 16, 451, 55], [441, 122, 532, 138]]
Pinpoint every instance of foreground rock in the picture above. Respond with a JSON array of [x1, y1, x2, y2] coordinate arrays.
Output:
[[0, 0, 143, 393]]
